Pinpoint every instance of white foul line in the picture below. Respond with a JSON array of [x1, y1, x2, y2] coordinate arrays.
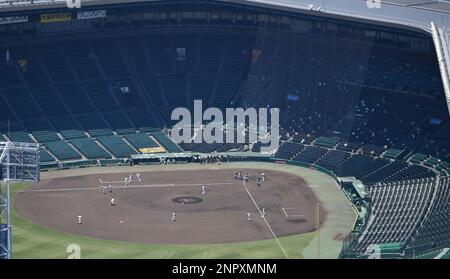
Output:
[[282, 207, 304, 218], [241, 182, 289, 259], [32, 182, 234, 193]]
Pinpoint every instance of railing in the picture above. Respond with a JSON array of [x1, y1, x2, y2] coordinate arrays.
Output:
[[431, 22, 450, 116]]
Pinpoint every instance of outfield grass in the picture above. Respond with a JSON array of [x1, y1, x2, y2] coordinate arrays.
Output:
[[10, 183, 316, 259]]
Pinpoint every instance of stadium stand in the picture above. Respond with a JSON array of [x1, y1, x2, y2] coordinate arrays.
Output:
[[39, 147, 56, 163], [351, 178, 436, 253], [1, 26, 447, 161], [292, 146, 328, 164], [70, 138, 112, 160], [411, 176, 450, 251], [5, 130, 33, 143], [151, 131, 183, 153], [96, 135, 137, 158], [124, 133, 160, 150], [44, 141, 82, 161], [274, 142, 304, 160]]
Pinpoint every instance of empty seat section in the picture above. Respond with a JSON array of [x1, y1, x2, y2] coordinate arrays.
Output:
[[127, 110, 158, 131], [39, 147, 55, 163], [97, 135, 137, 157], [77, 114, 113, 136], [71, 138, 111, 159], [51, 116, 87, 139], [275, 142, 304, 160], [151, 131, 183, 153], [124, 133, 159, 149], [44, 141, 81, 161], [25, 119, 60, 142], [316, 150, 350, 173], [6, 130, 34, 143], [292, 146, 327, 164], [103, 112, 134, 133]]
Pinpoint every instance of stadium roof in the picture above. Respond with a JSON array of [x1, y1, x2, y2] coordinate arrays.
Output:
[[231, 0, 450, 32], [386, 0, 450, 13], [0, 0, 449, 31]]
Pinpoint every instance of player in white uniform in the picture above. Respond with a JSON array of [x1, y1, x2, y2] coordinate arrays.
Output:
[[201, 185, 206, 195], [77, 215, 82, 224], [172, 212, 176, 222], [243, 175, 249, 184], [111, 198, 116, 206], [247, 212, 252, 221]]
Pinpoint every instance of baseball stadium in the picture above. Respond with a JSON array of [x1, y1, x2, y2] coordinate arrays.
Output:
[[0, 0, 449, 260]]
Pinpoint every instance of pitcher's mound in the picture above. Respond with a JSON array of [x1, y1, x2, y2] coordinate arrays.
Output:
[[172, 196, 204, 205]]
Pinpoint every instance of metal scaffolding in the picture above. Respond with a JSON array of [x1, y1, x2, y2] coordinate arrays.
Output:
[[0, 141, 40, 259]]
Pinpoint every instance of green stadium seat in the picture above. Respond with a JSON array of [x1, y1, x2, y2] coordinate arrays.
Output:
[[314, 137, 339, 148], [71, 138, 111, 159], [44, 140, 82, 161], [88, 129, 114, 137], [60, 129, 87, 139], [151, 131, 183, 153], [125, 133, 160, 149], [32, 130, 60, 142], [7, 131, 34, 143], [97, 135, 137, 158], [383, 148, 404, 160], [39, 147, 56, 163]]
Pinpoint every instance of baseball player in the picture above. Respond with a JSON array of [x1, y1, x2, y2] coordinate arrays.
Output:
[[234, 170, 239, 179], [201, 185, 206, 195], [124, 177, 128, 186], [247, 212, 252, 222], [111, 198, 116, 206], [77, 215, 82, 224], [129, 174, 133, 183], [172, 212, 176, 222], [101, 185, 107, 194], [136, 173, 141, 182], [108, 184, 112, 193], [261, 208, 266, 218], [256, 177, 262, 187], [261, 172, 265, 181]]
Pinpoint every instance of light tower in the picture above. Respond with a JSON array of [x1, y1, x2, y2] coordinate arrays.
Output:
[[0, 141, 40, 259]]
